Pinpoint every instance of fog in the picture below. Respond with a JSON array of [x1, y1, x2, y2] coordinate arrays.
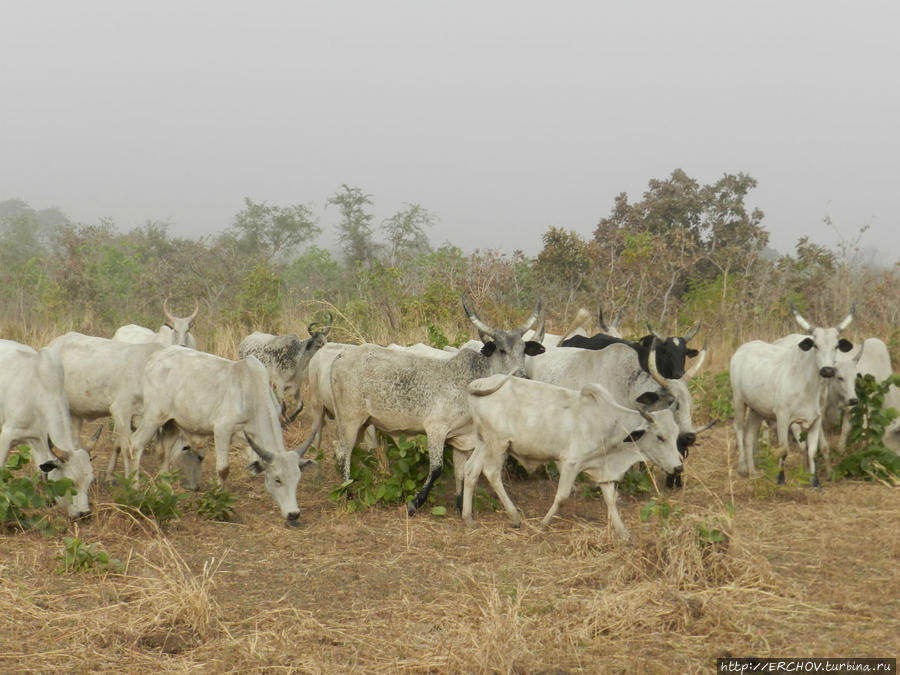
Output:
[[1, 1, 898, 259]]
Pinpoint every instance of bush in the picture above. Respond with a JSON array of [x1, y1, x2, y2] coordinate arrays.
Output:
[[0, 446, 75, 534], [688, 370, 734, 421], [57, 536, 123, 573], [111, 472, 188, 525], [329, 434, 453, 512], [191, 483, 237, 522], [832, 374, 900, 482]]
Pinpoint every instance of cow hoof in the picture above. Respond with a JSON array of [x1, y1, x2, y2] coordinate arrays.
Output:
[[809, 476, 822, 489], [406, 501, 418, 517], [776, 470, 785, 486], [510, 521, 521, 529]]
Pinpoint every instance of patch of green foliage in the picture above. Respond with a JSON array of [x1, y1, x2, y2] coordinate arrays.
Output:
[[57, 535, 123, 574], [111, 472, 188, 525], [190, 483, 237, 522], [639, 496, 683, 528], [0, 446, 75, 534], [617, 465, 653, 496], [832, 374, 900, 482], [329, 434, 453, 513], [426, 322, 469, 350], [688, 370, 734, 421]]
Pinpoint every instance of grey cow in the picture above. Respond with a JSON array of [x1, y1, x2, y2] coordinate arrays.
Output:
[[239, 313, 333, 423], [329, 299, 544, 515]]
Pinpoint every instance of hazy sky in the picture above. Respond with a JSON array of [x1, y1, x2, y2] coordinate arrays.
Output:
[[2, 1, 898, 259]]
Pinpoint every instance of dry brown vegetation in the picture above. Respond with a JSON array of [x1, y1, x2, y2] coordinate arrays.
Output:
[[1, 418, 898, 674]]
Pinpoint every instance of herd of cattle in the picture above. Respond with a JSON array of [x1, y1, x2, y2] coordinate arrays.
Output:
[[0, 297, 897, 537]]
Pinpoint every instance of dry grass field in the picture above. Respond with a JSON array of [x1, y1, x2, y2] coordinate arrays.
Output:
[[1, 415, 898, 674]]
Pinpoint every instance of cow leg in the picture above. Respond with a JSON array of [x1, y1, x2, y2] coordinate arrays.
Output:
[[0, 428, 20, 467], [213, 426, 234, 484], [540, 460, 579, 528], [838, 412, 851, 454], [452, 448, 468, 512], [774, 417, 792, 485], [733, 400, 750, 477], [741, 409, 764, 478], [818, 427, 832, 482], [460, 447, 486, 524], [129, 413, 168, 481], [407, 427, 448, 516], [598, 482, 629, 540], [805, 420, 822, 488], [480, 448, 521, 528]]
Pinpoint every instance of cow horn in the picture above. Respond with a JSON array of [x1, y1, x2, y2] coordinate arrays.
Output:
[[683, 321, 701, 343], [321, 312, 334, 336], [646, 322, 664, 340], [86, 425, 103, 450], [647, 338, 669, 389], [694, 420, 718, 434], [47, 436, 71, 463], [533, 309, 547, 344], [163, 297, 175, 323], [187, 300, 200, 322], [244, 432, 274, 463], [598, 308, 610, 332], [639, 408, 655, 425], [837, 303, 855, 333], [462, 297, 496, 339], [518, 300, 542, 335], [611, 308, 623, 330], [683, 340, 708, 381], [790, 303, 814, 332]]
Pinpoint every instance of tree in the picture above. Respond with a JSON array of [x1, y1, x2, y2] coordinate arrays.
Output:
[[533, 227, 593, 318], [328, 185, 376, 267], [223, 197, 319, 262], [381, 202, 435, 264]]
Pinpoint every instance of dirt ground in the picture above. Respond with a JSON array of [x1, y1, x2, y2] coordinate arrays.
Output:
[[1, 421, 898, 674]]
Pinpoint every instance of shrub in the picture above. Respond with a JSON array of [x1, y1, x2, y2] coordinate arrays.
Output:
[[688, 370, 734, 421], [832, 374, 900, 482], [329, 434, 453, 512], [57, 535, 123, 573], [111, 472, 188, 525], [0, 446, 75, 534], [191, 483, 237, 522]]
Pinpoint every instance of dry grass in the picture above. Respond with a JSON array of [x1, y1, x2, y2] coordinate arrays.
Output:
[[1, 420, 898, 673]]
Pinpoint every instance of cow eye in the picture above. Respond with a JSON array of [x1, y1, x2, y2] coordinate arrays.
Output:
[[274, 478, 282, 485], [657, 435, 665, 442]]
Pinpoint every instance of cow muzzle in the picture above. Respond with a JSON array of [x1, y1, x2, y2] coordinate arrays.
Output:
[[286, 511, 301, 527], [819, 367, 836, 378], [847, 398, 859, 407]]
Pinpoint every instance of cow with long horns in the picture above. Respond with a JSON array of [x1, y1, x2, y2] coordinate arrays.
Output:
[[113, 298, 199, 349], [328, 298, 545, 515]]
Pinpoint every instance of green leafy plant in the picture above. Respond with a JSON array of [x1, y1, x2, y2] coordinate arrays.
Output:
[[639, 496, 683, 528], [191, 483, 237, 521], [688, 370, 734, 421], [329, 435, 453, 512], [833, 374, 900, 482], [696, 521, 727, 546], [617, 465, 653, 496], [111, 472, 188, 525], [0, 446, 75, 534], [426, 322, 469, 350], [57, 535, 123, 573]]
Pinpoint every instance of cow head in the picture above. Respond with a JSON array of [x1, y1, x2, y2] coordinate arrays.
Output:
[[245, 433, 314, 526], [39, 426, 101, 519], [790, 303, 855, 378], [641, 321, 701, 379], [463, 298, 545, 377], [163, 298, 199, 346], [158, 422, 204, 491], [832, 340, 865, 409], [626, 408, 683, 476]]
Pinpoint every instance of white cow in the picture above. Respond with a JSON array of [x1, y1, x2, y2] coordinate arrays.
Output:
[[129, 347, 314, 524], [462, 373, 682, 539], [114, 298, 199, 348], [731, 304, 855, 486], [527, 341, 710, 487], [0, 339, 98, 518], [46, 332, 200, 488]]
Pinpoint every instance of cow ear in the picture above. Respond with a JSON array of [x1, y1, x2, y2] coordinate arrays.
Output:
[[838, 338, 853, 353], [245, 461, 265, 476], [635, 392, 660, 405], [39, 460, 62, 473], [524, 341, 545, 356], [686, 348, 699, 358], [623, 429, 646, 443], [480, 341, 497, 357], [798, 337, 815, 351], [298, 458, 317, 470], [164, 322, 174, 329]]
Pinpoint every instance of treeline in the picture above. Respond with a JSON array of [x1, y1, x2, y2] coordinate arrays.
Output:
[[1, 172, 897, 358]]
